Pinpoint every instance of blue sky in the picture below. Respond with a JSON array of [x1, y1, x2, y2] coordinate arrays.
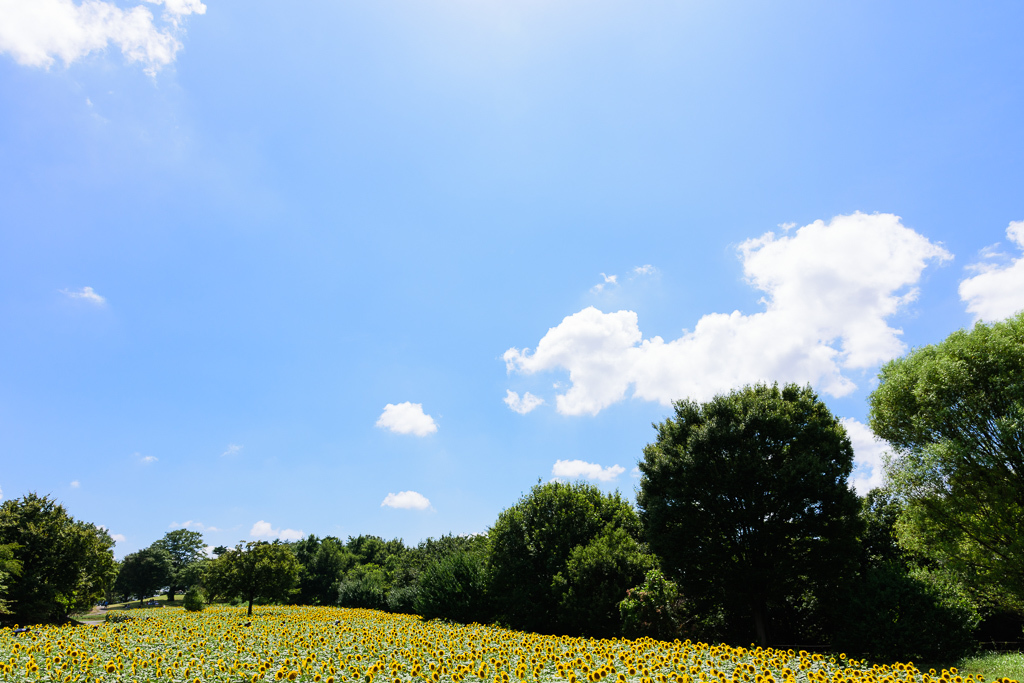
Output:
[[2, 0, 1023, 557]]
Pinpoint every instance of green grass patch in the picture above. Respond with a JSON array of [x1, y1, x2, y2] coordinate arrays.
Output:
[[957, 652, 1024, 681]]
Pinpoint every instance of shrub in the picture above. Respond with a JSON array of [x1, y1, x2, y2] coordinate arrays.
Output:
[[833, 562, 979, 662], [183, 589, 205, 612], [415, 550, 489, 624], [104, 612, 134, 623], [337, 564, 388, 610]]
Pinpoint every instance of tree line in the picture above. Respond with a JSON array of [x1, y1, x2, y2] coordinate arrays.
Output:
[[2, 312, 1022, 664]]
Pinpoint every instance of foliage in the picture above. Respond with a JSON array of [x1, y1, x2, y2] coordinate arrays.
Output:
[[152, 529, 206, 601], [220, 541, 301, 616], [415, 548, 489, 624], [337, 564, 388, 610], [292, 535, 354, 606], [0, 604, 997, 683], [833, 561, 980, 662], [114, 546, 173, 605], [0, 542, 22, 615], [619, 568, 693, 641], [552, 524, 657, 638], [183, 587, 205, 612], [0, 493, 117, 623], [869, 312, 1024, 611], [638, 383, 863, 646], [104, 611, 135, 623], [488, 480, 644, 635]]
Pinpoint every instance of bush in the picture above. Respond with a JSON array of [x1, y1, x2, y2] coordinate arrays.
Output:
[[415, 550, 489, 624], [104, 612, 134, 623], [833, 563, 979, 662], [183, 589, 205, 612], [337, 564, 388, 610], [386, 585, 419, 614]]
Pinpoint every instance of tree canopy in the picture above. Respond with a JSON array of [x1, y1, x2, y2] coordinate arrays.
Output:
[[0, 493, 116, 623], [869, 311, 1024, 610], [488, 480, 645, 635], [638, 383, 862, 646], [114, 547, 173, 606], [221, 541, 300, 616], [152, 529, 206, 601]]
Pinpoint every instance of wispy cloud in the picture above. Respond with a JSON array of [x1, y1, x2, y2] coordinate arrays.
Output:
[[221, 444, 242, 457], [70, 480, 80, 488], [632, 264, 658, 276], [61, 286, 106, 305], [376, 402, 438, 436], [381, 490, 432, 510], [591, 272, 618, 294], [249, 520, 303, 541], [503, 389, 544, 414], [170, 520, 220, 532], [137, 453, 158, 464], [552, 459, 626, 482], [0, 0, 207, 76]]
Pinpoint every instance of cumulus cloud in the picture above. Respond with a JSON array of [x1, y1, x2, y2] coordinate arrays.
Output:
[[633, 265, 658, 276], [170, 519, 220, 532], [0, 0, 206, 75], [111, 533, 126, 543], [841, 417, 891, 494], [503, 390, 544, 414], [959, 220, 1024, 322], [221, 444, 242, 457], [505, 213, 951, 416], [137, 453, 157, 463], [61, 286, 106, 305], [552, 459, 626, 482], [375, 402, 438, 436], [249, 520, 303, 541], [381, 490, 432, 510]]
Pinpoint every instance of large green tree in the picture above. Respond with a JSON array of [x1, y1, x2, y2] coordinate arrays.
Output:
[[869, 311, 1024, 611], [0, 493, 116, 624], [152, 529, 205, 601], [292, 535, 354, 605], [222, 541, 301, 616], [488, 480, 645, 636], [638, 383, 862, 646], [114, 547, 173, 606]]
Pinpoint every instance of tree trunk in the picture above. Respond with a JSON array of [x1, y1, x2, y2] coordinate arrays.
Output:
[[752, 600, 769, 647], [167, 586, 176, 602], [247, 592, 254, 617]]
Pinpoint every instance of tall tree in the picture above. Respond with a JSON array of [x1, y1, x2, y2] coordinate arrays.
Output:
[[152, 529, 205, 601], [222, 541, 300, 616], [292, 535, 353, 605], [488, 480, 644, 635], [114, 547, 173, 606], [0, 493, 116, 624], [638, 383, 862, 646], [869, 311, 1024, 611]]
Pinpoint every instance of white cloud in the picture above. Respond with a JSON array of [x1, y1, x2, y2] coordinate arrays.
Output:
[[959, 220, 1024, 322], [591, 272, 618, 294], [61, 286, 106, 305], [551, 459, 626, 482], [841, 417, 890, 494], [202, 544, 216, 558], [0, 484, 3, 500], [249, 520, 303, 541], [503, 389, 544, 414], [381, 490, 432, 510], [0, 0, 205, 76], [375, 402, 438, 436], [221, 444, 242, 457], [633, 264, 657, 276], [111, 533, 126, 543], [170, 519, 220, 532], [139, 453, 157, 463], [70, 480, 80, 488], [505, 213, 951, 415]]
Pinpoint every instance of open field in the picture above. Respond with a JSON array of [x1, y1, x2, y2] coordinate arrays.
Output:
[[2, 606, 1019, 683]]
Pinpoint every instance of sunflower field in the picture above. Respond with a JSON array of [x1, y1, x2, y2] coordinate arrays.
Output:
[[0, 607, 1016, 683]]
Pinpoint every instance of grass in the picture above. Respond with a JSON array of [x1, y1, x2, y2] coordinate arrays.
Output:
[[957, 652, 1024, 681]]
